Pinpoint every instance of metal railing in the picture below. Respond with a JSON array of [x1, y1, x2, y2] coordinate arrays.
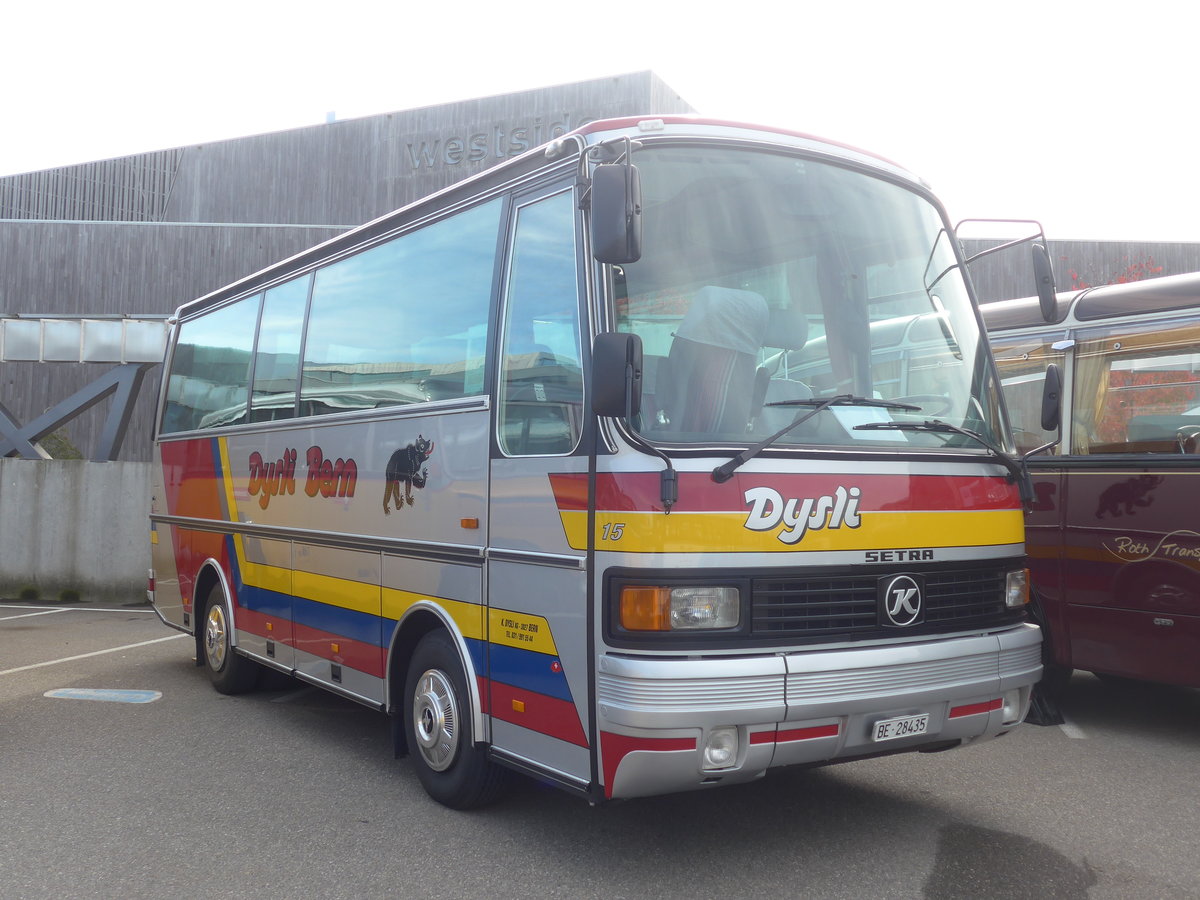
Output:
[[1, 314, 169, 460], [0, 314, 169, 363]]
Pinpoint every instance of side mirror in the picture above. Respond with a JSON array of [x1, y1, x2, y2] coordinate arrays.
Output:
[[592, 332, 643, 418], [1032, 243, 1057, 323], [1040, 363, 1062, 432], [590, 163, 642, 264]]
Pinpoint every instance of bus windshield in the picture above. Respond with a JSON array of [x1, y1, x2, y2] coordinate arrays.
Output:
[[614, 144, 1008, 452]]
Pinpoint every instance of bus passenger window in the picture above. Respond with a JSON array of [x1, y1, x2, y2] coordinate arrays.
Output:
[[1073, 321, 1200, 454], [300, 199, 501, 415], [249, 275, 310, 423], [162, 294, 261, 433], [498, 190, 583, 456]]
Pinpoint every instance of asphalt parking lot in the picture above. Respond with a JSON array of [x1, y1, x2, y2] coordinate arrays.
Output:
[[2, 601, 1198, 900]]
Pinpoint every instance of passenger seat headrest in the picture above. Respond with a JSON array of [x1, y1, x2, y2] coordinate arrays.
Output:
[[763, 305, 808, 351], [674, 286, 769, 355]]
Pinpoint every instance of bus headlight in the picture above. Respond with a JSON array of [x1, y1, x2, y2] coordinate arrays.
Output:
[[619, 585, 740, 631], [1005, 568, 1030, 608], [702, 726, 740, 771]]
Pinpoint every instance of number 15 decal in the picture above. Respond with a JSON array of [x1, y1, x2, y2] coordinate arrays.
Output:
[[601, 522, 625, 541]]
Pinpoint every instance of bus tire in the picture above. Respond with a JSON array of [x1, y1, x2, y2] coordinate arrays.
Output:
[[201, 584, 260, 695], [404, 630, 509, 809], [1040, 662, 1073, 696]]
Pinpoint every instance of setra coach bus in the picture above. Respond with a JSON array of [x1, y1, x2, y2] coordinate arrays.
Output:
[[148, 115, 1045, 808]]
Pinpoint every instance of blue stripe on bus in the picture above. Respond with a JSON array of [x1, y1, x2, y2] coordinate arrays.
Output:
[[465, 636, 487, 674], [234, 581, 293, 620], [292, 595, 382, 647], [487, 642, 573, 703], [234, 581, 385, 648]]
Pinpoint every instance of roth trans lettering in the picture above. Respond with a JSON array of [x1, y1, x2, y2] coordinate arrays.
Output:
[[743, 485, 863, 545]]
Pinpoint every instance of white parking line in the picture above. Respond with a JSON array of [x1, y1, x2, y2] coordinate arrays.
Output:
[[0, 608, 71, 621], [44, 688, 163, 703], [0, 604, 156, 614], [1059, 716, 1088, 739], [0, 633, 187, 677]]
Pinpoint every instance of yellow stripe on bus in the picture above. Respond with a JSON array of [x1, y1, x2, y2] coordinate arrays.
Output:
[[293, 570, 379, 614], [488, 608, 559, 655], [383, 589, 485, 642], [563, 509, 1024, 553]]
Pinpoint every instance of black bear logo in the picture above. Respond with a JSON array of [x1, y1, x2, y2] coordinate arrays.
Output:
[[1096, 474, 1163, 518], [383, 435, 434, 515]]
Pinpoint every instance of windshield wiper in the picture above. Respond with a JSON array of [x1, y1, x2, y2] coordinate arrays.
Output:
[[853, 418, 1034, 509], [711, 394, 920, 483]]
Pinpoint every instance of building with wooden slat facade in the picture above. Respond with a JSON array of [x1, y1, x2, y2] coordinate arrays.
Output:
[[0, 71, 694, 461]]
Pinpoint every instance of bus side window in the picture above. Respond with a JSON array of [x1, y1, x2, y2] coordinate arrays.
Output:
[[300, 199, 502, 414], [498, 190, 583, 456], [1073, 320, 1200, 454], [162, 294, 261, 433], [991, 336, 1067, 455], [249, 275, 310, 423]]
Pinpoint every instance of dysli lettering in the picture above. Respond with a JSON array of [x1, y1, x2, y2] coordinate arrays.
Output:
[[743, 485, 863, 544]]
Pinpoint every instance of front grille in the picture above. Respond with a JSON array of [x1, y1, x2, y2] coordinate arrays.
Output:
[[752, 565, 1014, 642]]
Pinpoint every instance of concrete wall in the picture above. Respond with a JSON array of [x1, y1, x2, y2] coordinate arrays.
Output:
[[0, 459, 150, 605]]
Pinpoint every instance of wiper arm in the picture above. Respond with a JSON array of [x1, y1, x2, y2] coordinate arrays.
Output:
[[766, 396, 921, 410], [712, 395, 920, 483], [854, 419, 1034, 509]]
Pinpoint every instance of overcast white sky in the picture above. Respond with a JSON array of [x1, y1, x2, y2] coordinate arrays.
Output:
[[4, 0, 1197, 241]]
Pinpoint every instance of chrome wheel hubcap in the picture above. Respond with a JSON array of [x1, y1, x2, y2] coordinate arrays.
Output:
[[413, 669, 458, 772], [204, 604, 228, 671]]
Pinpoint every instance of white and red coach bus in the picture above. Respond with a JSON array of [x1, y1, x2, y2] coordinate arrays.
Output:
[[148, 116, 1043, 808]]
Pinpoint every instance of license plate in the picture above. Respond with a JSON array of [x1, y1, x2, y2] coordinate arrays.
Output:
[[872, 713, 929, 742]]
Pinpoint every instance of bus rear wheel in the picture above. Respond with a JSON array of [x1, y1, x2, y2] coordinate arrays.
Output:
[[201, 584, 260, 695], [404, 630, 509, 809]]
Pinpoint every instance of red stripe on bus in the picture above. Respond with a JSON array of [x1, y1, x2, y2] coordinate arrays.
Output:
[[949, 698, 1003, 719], [549, 472, 1019, 514], [750, 724, 840, 744], [485, 680, 589, 747], [234, 611, 386, 679], [600, 732, 697, 799], [160, 438, 225, 520]]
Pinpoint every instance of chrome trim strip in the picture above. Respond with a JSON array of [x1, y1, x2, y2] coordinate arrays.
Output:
[[148, 601, 192, 636], [290, 668, 387, 711], [489, 748, 591, 794], [149, 514, 485, 565], [156, 394, 489, 441], [486, 548, 586, 569]]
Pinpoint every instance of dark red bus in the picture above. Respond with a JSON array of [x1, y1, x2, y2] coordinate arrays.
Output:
[[985, 272, 1200, 688]]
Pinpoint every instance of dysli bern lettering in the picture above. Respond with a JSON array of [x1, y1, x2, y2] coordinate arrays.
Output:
[[247, 446, 357, 510]]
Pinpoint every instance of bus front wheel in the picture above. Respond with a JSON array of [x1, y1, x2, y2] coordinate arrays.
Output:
[[201, 584, 260, 695], [404, 630, 509, 809]]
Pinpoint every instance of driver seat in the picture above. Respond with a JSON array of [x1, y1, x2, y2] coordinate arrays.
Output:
[[658, 286, 769, 433]]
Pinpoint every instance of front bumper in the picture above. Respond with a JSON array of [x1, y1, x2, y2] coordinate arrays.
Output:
[[597, 623, 1041, 799]]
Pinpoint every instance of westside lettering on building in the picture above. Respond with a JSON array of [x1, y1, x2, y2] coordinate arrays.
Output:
[[404, 113, 598, 169]]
